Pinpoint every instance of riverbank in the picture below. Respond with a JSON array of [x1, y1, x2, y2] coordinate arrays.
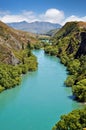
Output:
[[0, 50, 38, 93], [0, 50, 82, 130]]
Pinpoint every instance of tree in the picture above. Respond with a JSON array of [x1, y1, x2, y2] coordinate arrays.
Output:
[[53, 108, 86, 130], [65, 75, 75, 87], [72, 79, 86, 102]]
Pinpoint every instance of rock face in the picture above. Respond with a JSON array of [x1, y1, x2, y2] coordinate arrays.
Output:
[[52, 21, 86, 59], [0, 21, 38, 65], [66, 40, 74, 54], [3, 52, 20, 65], [75, 32, 86, 58], [0, 44, 20, 65]]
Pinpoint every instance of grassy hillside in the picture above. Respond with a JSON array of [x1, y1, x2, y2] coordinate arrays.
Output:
[[44, 21, 86, 129], [46, 28, 59, 36], [45, 21, 86, 102], [0, 21, 39, 64], [0, 21, 38, 92]]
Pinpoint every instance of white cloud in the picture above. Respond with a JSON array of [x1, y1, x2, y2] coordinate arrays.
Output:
[[0, 11, 38, 23], [62, 15, 86, 25], [1, 15, 25, 23], [39, 8, 65, 23], [0, 9, 86, 25], [0, 10, 10, 16], [0, 8, 64, 24]]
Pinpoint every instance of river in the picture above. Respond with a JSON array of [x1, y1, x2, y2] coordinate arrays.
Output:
[[0, 50, 82, 130]]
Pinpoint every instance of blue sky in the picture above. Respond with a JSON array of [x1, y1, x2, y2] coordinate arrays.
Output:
[[0, 0, 86, 25]]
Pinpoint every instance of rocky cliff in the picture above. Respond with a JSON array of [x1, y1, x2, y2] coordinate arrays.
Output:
[[0, 21, 38, 65], [75, 32, 86, 58], [52, 21, 86, 59]]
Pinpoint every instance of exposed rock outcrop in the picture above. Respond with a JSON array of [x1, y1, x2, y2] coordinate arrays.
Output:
[[75, 32, 86, 58], [0, 21, 38, 65]]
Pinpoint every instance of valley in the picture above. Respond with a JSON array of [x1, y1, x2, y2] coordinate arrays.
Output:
[[0, 20, 86, 129]]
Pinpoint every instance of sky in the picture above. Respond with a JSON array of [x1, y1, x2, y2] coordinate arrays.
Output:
[[0, 0, 86, 25]]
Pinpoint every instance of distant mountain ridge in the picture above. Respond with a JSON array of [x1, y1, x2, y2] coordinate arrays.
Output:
[[7, 21, 61, 34]]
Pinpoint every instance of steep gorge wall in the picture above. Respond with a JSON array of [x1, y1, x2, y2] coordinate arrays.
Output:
[[75, 32, 86, 58]]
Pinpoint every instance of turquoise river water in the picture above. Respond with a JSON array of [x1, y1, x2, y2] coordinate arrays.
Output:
[[0, 50, 83, 130]]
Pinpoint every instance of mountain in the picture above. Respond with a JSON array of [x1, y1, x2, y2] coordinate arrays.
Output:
[[0, 21, 38, 92], [0, 21, 38, 65], [7, 21, 61, 34], [46, 28, 60, 36], [45, 21, 86, 130], [51, 21, 86, 58], [45, 21, 86, 101]]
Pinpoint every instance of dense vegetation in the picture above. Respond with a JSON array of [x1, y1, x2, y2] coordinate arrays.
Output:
[[0, 21, 38, 92], [0, 21, 51, 92], [52, 108, 86, 130], [0, 21, 39, 65], [0, 48, 37, 92], [1, 21, 86, 129], [44, 22, 86, 102], [44, 21, 86, 130]]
